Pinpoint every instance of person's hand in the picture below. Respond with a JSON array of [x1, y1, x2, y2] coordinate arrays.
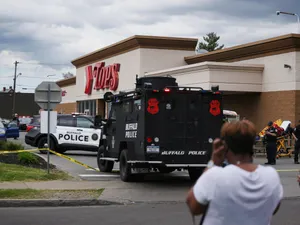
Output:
[[211, 138, 226, 166]]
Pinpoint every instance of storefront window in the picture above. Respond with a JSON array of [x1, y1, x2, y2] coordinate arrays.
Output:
[[77, 100, 97, 116]]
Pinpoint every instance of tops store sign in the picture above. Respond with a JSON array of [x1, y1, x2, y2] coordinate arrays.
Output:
[[84, 62, 120, 95]]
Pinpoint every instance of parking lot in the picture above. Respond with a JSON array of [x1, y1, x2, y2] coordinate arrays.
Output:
[[11, 131, 300, 204]]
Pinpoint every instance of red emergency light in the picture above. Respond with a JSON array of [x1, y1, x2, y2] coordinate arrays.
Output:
[[146, 137, 153, 143], [164, 88, 171, 93]]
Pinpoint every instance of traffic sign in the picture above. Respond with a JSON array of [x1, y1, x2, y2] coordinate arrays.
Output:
[[35, 81, 62, 110]]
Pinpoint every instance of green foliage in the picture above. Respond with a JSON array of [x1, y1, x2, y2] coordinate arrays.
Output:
[[198, 32, 224, 52], [0, 189, 104, 199], [0, 141, 24, 151], [0, 163, 71, 181], [17, 152, 39, 165], [0, 141, 6, 150]]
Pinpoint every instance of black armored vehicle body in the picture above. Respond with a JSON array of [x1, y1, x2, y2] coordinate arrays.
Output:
[[97, 76, 223, 182]]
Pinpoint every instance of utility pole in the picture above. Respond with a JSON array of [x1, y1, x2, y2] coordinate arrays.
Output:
[[12, 61, 19, 115]]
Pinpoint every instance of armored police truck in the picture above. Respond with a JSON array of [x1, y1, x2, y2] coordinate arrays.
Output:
[[97, 76, 223, 182]]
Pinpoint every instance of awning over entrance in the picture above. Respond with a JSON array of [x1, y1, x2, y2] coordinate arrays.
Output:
[[145, 61, 264, 92]]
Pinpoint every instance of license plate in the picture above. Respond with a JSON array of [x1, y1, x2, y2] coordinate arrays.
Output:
[[146, 146, 160, 153]]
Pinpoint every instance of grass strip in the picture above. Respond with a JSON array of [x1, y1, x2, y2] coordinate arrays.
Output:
[[0, 163, 71, 182], [0, 189, 104, 199]]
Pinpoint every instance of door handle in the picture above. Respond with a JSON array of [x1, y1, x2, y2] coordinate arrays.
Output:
[[77, 129, 83, 131]]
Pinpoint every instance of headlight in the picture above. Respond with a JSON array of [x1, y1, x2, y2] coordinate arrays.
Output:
[[0, 129, 5, 134]]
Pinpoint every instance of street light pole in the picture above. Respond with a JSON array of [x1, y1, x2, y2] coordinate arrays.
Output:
[[12, 61, 19, 115], [276, 11, 300, 33]]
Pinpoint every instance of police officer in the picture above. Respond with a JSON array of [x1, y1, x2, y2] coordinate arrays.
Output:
[[12, 113, 20, 126], [265, 121, 278, 165], [292, 120, 300, 164]]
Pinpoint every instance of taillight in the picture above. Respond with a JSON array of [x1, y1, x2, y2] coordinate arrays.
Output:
[[147, 137, 159, 143], [164, 88, 171, 93], [146, 137, 153, 143]]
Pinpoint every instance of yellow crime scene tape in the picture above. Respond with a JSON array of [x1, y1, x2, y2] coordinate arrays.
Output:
[[47, 149, 97, 171], [0, 149, 298, 173], [0, 148, 97, 171], [0, 148, 44, 154]]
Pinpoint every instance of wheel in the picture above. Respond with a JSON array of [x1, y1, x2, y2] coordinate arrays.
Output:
[[158, 167, 175, 173], [188, 167, 205, 182], [119, 149, 133, 182], [37, 136, 56, 154], [97, 146, 114, 172]]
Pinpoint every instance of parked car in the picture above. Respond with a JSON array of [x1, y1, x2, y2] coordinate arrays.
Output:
[[26, 115, 40, 132], [0, 120, 20, 141], [19, 117, 32, 131], [0, 120, 7, 142]]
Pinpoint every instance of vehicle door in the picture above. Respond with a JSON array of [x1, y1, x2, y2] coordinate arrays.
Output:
[[75, 116, 101, 147], [106, 105, 117, 151], [5, 121, 20, 139], [55, 116, 76, 145]]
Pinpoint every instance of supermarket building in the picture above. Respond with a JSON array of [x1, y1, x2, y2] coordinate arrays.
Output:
[[55, 33, 300, 130]]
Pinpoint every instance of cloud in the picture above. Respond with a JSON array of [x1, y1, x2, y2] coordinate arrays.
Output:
[[0, 0, 299, 91]]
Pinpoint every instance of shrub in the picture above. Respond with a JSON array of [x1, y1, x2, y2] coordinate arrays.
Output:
[[17, 152, 39, 165], [0, 142, 24, 151], [0, 141, 6, 150]]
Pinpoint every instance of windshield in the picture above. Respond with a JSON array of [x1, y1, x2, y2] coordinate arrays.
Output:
[[20, 118, 32, 124], [0, 121, 4, 129]]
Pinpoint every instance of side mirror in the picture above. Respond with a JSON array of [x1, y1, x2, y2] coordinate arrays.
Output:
[[90, 125, 96, 129], [94, 115, 102, 127]]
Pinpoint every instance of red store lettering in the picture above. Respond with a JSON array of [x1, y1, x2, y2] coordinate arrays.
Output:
[[84, 62, 120, 95]]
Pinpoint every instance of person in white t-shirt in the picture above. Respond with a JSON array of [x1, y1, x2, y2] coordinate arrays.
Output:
[[186, 120, 283, 225]]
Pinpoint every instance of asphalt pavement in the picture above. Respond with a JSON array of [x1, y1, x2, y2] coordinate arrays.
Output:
[[0, 199, 299, 225], [10, 132, 300, 203], [3, 132, 300, 224]]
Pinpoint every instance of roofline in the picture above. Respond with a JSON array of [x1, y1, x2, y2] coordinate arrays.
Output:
[[145, 61, 264, 77], [56, 76, 76, 87], [185, 33, 300, 64], [71, 35, 198, 68]]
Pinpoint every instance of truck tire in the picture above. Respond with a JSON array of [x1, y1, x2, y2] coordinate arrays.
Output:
[[37, 136, 55, 154], [119, 149, 133, 182], [188, 167, 205, 182], [97, 146, 114, 172]]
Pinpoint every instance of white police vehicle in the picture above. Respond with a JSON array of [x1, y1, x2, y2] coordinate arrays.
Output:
[[25, 113, 103, 154]]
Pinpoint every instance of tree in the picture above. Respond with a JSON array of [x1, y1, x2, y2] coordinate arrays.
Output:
[[62, 72, 74, 79], [197, 32, 224, 52]]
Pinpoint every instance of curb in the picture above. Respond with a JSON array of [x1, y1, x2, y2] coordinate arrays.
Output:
[[0, 199, 124, 207]]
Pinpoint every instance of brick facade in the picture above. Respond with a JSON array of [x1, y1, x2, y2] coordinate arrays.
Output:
[[223, 91, 296, 131], [55, 102, 76, 114], [96, 99, 105, 117]]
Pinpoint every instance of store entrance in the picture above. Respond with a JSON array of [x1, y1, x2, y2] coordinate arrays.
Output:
[[77, 99, 105, 117], [77, 100, 97, 116]]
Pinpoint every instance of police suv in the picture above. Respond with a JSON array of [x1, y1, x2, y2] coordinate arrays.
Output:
[[25, 113, 102, 153], [97, 76, 223, 182]]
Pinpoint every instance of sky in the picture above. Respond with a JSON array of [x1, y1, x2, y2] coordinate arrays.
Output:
[[0, 0, 300, 92]]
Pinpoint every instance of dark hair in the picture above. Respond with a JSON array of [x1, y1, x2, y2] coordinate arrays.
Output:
[[221, 120, 256, 156]]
